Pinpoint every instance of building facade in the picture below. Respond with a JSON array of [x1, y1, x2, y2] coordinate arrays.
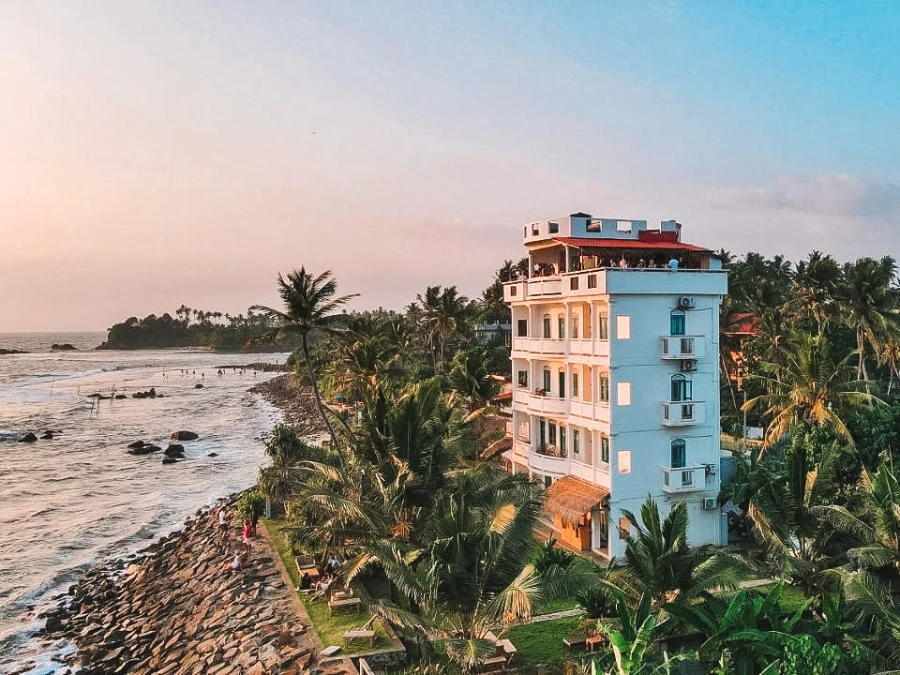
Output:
[[502, 213, 727, 559]]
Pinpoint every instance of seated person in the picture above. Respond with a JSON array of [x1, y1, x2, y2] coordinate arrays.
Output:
[[300, 572, 312, 590], [223, 551, 242, 573], [326, 556, 340, 574]]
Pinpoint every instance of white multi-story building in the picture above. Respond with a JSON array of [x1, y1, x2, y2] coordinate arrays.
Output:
[[502, 213, 727, 558]]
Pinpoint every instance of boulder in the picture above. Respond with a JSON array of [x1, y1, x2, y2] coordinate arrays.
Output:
[[162, 457, 178, 465], [171, 431, 199, 441], [163, 444, 184, 458], [207, 453, 218, 457], [51, 343, 77, 351], [194, 383, 204, 389], [0, 348, 28, 355], [20, 432, 38, 443], [127, 440, 147, 449], [40, 432, 54, 440], [128, 445, 161, 456], [114, 394, 127, 400], [133, 392, 146, 399]]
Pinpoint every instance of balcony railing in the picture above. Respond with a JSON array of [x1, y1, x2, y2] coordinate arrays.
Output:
[[660, 335, 705, 359], [661, 465, 707, 493], [523, 390, 568, 415], [661, 400, 705, 426], [511, 336, 610, 358], [571, 459, 612, 488], [536, 443, 567, 459]]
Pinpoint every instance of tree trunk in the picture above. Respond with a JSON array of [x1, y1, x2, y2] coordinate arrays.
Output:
[[302, 335, 344, 463], [858, 329, 870, 393]]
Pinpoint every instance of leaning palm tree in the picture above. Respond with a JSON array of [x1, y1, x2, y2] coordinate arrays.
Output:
[[832, 256, 900, 389], [743, 328, 882, 447], [252, 268, 358, 453]]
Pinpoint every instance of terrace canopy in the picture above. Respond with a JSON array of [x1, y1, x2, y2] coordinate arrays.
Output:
[[543, 475, 609, 525]]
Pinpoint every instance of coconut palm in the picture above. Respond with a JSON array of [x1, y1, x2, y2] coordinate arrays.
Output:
[[417, 285, 472, 373], [608, 497, 741, 608], [252, 268, 358, 454], [742, 329, 881, 447], [815, 462, 900, 576], [258, 424, 316, 516], [832, 256, 900, 389], [790, 251, 841, 329], [448, 347, 500, 412], [367, 464, 545, 674]]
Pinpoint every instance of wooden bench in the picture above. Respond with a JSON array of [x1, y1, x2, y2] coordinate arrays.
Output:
[[563, 630, 589, 652], [343, 629, 375, 647], [481, 655, 508, 672], [295, 556, 320, 580], [586, 633, 607, 651], [328, 597, 362, 615]]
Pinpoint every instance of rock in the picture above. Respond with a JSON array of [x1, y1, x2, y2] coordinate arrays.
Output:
[[40, 432, 54, 440], [133, 392, 146, 399], [171, 431, 199, 441], [162, 457, 178, 465], [43, 614, 64, 633], [194, 383, 204, 389], [128, 445, 161, 456], [0, 348, 28, 355], [207, 453, 218, 458], [20, 432, 38, 443], [164, 444, 184, 458], [51, 343, 77, 351], [88, 393, 111, 400], [127, 440, 147, 449], [115, 394, 127, 400]]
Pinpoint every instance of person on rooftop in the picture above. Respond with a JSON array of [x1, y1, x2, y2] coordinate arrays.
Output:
[[618, 256, 628, 268], [668, 256, 679, 272]]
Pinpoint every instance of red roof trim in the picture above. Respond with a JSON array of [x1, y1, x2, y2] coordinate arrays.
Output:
[[552, 237, 710, 253]]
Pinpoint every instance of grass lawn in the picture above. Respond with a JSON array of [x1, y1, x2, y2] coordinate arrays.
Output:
[[263, 519, 393, 654], [505, 615, 586, 665]]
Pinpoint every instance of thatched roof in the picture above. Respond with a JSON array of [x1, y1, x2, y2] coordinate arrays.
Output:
[[544, 476, 609, 525], [482, 435, 512, 460]]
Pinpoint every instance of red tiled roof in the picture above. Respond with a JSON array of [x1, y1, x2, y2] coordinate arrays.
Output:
[[723, 312, 759, 336], [552, 236, 710, 253]]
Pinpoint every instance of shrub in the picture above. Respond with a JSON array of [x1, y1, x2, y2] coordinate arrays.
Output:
[[236, 489, 266, 520], [575, 585, 617, 619]]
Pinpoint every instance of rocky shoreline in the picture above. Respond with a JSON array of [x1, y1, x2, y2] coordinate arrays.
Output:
[[249, 375, 329, 439], [34, 497, 319, 675]]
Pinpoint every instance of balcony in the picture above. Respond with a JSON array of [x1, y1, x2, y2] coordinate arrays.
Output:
[[512, 439, 531, 459], [660, 335, 705, 359], [569, 400, 611, 424], [512, 337, 566, 355], [661, 401, 705, 426], [661, 465, 708, 493], [523, 390, 568, 415], [529, 446, 568, 474], [571, 459, 612, 488], [526, 277, 563, 297]]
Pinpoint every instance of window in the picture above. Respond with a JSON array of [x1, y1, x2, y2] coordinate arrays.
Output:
[[510, 286, 517, 297], [598, 313, 609, 340], [517, 370, 528, 388], [618, 516, 630, 539], [543, 315, 551, 338], [543, 369, 551, 393], [670, 311, 686, 336], [549, 222, 559, 234], [616, 315, 631, 340], [544, 474, 553, 488], [548, 422, 557, 445], [558, 372, 566, 399], [598, 374, 610, 403], [570, 277, 579, 291], [671, 375, 692, 402], [617, 382, 631, 406], [558, 316, 565, 339], [572, 372, 579, 397], [570, 317, 579, 339], [618, 450, 632, 474], [539, 419, 546, 445], [681, 337, 695, 355], [600, 435, 610, 463], [670, 439, 686, 468], [517, 319, 527, 337], [532, 224, 539, 236], [573, 429, 580, 455], [559, 426, 567, 453], [587, 274, 597, 289]]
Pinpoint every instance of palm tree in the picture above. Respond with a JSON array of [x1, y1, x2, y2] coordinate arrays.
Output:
[[790, 251, 840, 329], [743, 329, 882, 447], [252, 268, 358, 454], [608, 497, 740, 607], [593, 593, 682, 675], [367, 464, 545, 674], [832, 256, 900, 389], [816, 462, 900, 575], [417, 285, 471, 373], [448, 347, 500, 412], [258, 424, 315, 516]]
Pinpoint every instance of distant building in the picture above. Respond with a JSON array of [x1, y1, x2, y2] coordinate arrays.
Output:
[[474, 322, 512, 346], [502, 213, 727, 557]]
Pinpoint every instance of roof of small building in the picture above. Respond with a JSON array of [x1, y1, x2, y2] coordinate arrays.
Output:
[[553, 236, 711, 253], [544, 475, 610, 525]]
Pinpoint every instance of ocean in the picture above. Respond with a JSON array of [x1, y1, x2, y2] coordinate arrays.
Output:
[[0, 332, 288, 674]]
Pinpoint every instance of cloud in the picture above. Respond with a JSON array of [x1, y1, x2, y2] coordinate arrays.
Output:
[[709, 175, 900, 217]]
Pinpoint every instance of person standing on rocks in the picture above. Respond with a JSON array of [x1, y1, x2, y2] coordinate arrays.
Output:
[[218, 509, 228, 540]]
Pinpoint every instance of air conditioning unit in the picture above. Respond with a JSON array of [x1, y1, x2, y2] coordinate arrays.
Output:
[[701, 497, 718, 511], [677, 296, 695, 309], [680, 359, 697, 372], [704, 463, 717, 477]]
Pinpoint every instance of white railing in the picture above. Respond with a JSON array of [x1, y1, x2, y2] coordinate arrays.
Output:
[[511, 336, 610, 358], [660, 335, 706, 359], [524, 392, 568, 415], [661, 465, 707, 493], [526, 277, 563, 297], [513, 440, 531, 458], [569, 400, 611, 424], [529, 450, 568, 474], [571, 459, 612, 488], [661, 401, 706, 426]]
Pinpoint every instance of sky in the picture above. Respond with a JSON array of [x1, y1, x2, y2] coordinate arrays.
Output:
[[1, 1, 899, 332]]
